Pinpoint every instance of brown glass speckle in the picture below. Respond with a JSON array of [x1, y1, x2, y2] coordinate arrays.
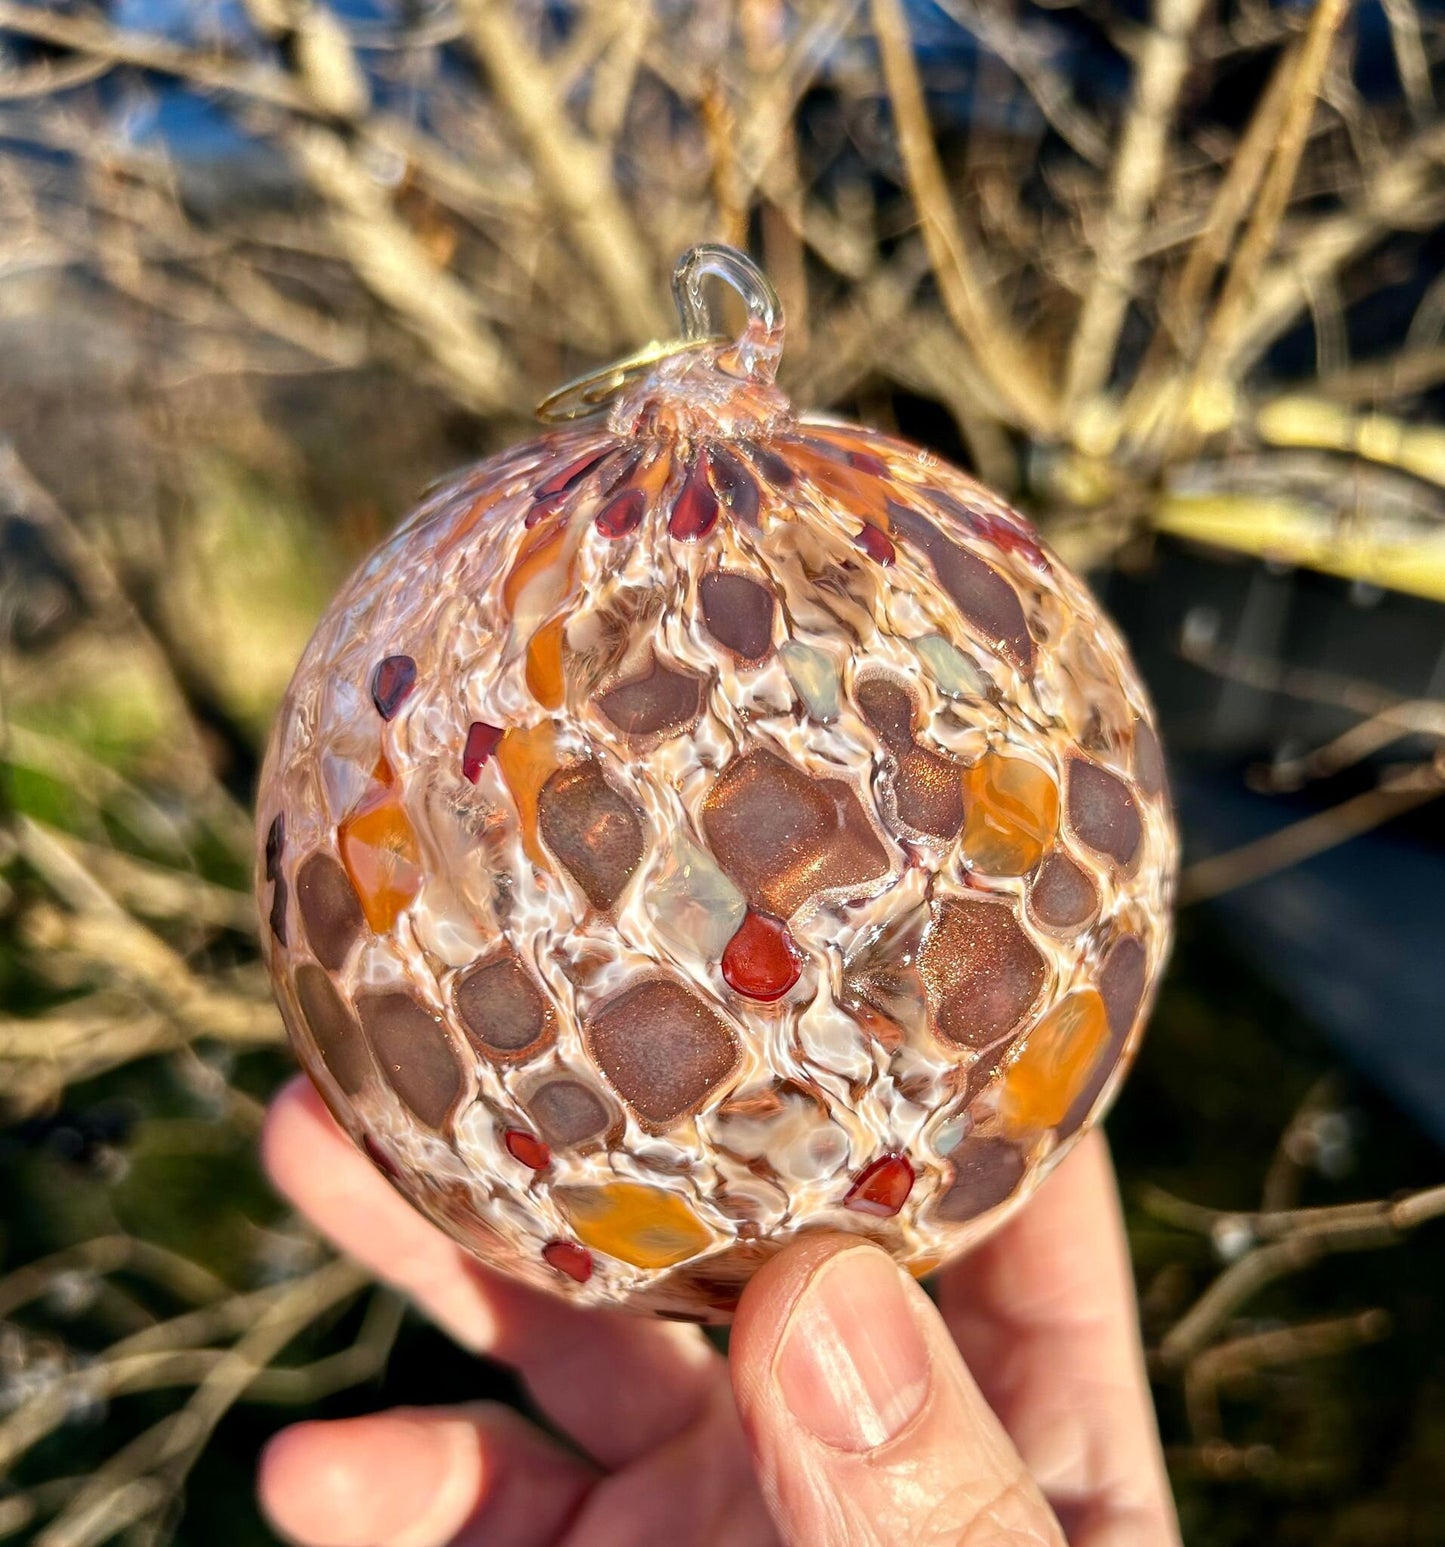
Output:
[[453, 951, 556, 1062], [586, 979, 740, 1130], [356, 991, 464, 1130], [916, 897, 1046, 1051]]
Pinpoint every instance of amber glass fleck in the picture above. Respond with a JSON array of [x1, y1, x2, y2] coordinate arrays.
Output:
[[961, 755, 1059, 876], [560, 1182, 713, 1269], [338, 786, 423, 934]]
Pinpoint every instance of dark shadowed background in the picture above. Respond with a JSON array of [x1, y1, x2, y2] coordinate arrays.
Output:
[[1, 1, 1444, 1543]]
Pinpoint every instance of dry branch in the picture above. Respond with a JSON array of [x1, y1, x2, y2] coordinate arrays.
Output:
[[1149, 1180, 1445, 1369], [459, 0, 667, 344], [1178, 761, 1443, 904], [869, 0, 1058, 438], [1187, 0, 1351, 413], [1062, 0, 1208, 410]]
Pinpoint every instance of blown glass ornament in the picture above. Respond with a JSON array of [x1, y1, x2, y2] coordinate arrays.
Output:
[[257, 246, 1176, 1320]]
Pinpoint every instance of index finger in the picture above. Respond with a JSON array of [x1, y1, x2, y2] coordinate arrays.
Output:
[[262, 1076, 725, 1470], [936, 1131, 1180, 1545]]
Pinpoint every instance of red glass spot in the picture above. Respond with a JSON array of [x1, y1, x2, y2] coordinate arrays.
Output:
[[853, 523, 896, 565], [463, 720, 504, 783], [371, 655, 417, 720], [931, 488, 1052, 573], [596, 488, 645, 539], [669, 458, 719, 541], [532, 448, 610, 502], [524, 495, 564, 528], [848, 449, 890, 476], [721, 910, 803, 1001], [973, 509, 1050, 571], [504, 1129, 551, 1169], [543, 1240, 594, 1283], [844, 1153, 915, 1217], [362, 1132, 401, 1182]]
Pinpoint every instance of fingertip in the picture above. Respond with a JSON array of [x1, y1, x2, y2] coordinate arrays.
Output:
[[257, 1411, 481, 1547], [260, 1076, 333, 1190], [729, 1235, 1065, 1547], [259, 1077, 499, 1353], [257, 1420, 369, 1547], [732, 1233, 864, 1376]]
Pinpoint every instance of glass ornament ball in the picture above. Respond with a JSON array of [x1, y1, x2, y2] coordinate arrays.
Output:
[[256, 246, 1177, 1321]]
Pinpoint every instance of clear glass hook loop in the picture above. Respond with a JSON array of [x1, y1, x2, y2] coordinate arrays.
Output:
[[672, 244, 784, 383], [535, 245, 783, 422], [671, 245, 781, 344]]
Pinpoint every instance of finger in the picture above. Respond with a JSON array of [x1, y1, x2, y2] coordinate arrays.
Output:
[[263, 1077, 723, 1468], [937, 1132, 1180, 1546], [559, 1377, 781, 1547], [262, 1080, 495, 1348], [731, 1236, 1067, 1547], [258, 1402, 595, 1547]]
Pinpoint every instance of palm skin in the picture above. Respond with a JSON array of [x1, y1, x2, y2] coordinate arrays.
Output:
[[258, 1078, 1180, 1547]]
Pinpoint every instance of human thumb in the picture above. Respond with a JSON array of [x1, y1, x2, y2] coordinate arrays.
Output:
[[730, 1236, 1066, 1546]]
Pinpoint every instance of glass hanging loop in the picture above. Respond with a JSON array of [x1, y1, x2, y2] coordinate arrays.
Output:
[[536, 245, 784, 424]]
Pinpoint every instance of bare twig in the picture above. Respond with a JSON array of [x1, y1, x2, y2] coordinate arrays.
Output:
[[1234, 117, 1445, 380], [1183, 1309, 1390, 1441], [0, 1240, 229, 1322], [1154, 1179, 1445, 1369], [869, 0, 1058, 438], [1062, 0, 1209, 411], [0, 2, 313, 115], [1178, 760, 1443, 904], [1121, 39, 1298, 448], [281, 124, 521, 414], [458, 0, 666, 343], [1186, 0, 1351, 412]]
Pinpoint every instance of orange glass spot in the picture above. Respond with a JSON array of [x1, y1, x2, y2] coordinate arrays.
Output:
[[559, 1181, 713, 1269], [1000, 989, 1110, 1135], [495, 720, 560, 870], [908, 1254, 943, 1280], [526, 617, 567, 709], [338, 784, 423, 934], [962, 755, 1060, 876], [785, 439, 891, 523], [502, 517, 569, 614], [433, 487, 503, 561]]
